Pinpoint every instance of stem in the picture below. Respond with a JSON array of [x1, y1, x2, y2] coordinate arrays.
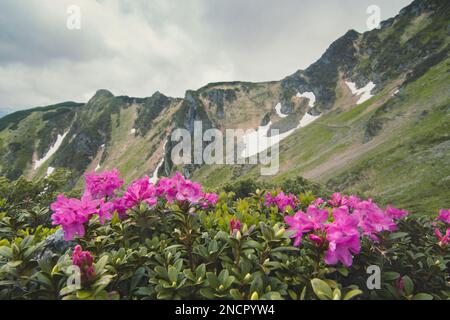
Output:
[[235, 239, 242, 266], [314, 248, 321, 274], [182, 211, 196, 272]]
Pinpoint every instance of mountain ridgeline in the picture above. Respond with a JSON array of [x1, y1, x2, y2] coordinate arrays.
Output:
[[0, 0, 449, 214]]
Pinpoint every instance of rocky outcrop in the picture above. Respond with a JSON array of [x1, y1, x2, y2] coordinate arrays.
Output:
[[201, 88, 237, 119]]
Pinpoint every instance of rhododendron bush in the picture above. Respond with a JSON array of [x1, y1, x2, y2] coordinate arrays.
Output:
[[0, 170, 449, 300]]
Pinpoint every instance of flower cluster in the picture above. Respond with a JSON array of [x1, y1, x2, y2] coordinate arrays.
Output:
[[85, 169, 123, 199], [51, 170, 218, 241], [50, 193, 102, 240], [264, 191, 297, 212], [434, 209, 450, 246], [157, 172, 203, 204], [72, 245, 95, 284], [284, 193, 409, 267], [230, 218, 241, 234]]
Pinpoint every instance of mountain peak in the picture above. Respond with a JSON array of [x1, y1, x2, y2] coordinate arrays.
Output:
[[93, 89, 114, 99]]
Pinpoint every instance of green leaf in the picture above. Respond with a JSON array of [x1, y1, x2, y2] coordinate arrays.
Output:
[[111, 211, 120, 226], [206, 272, 218, 289], [7, 260, 22, 267], [94, 275, 115, 295], [311, 278, 332, 300], [337, 267, 349, 277], [94, 255, 109, 274], [223, 276, 235, 289], [218, 269, 229, 284], [230, 289, 243, 300], [165, 244, 184, 251], [250, 275, 263, 294], [412, 293, 433, 300], [0, 246, 12, 259], [288, 289, 297, 300], [156, 290, 173, 300], [402, 276, 414, 296], [76, 290, 93, 300], [195, 264, 206, 278], [388, 232, 409, 240], [199, 288, 216, 299], [168, 266, 178, 283], [174, 259, 183, 272], [262, 292, 283, 300], [343, 289, 363, 300], [300, 286, 307, 300], [383, 272, 400, 281], [250, 291, 259, 300], [154, 266, 168, 279], [332, 288, 342, 300], [60, 285, 77, 296]]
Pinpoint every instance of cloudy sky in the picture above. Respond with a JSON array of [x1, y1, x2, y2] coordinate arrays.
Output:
[[0, 0, 412, 113]]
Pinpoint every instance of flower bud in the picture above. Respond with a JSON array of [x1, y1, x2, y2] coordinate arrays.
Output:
[[275, 228, 285, 238]]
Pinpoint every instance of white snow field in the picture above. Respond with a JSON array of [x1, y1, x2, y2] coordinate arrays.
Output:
[[241, 92, 320, 158], [150, 140, 168, 184], [345, 81, 376, 105], [34, 131, 69, 170]]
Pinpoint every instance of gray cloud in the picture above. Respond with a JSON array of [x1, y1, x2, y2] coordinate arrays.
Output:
[[0, 0, 412, 113]]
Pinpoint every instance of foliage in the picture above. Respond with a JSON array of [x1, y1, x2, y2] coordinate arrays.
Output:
[[0, 170, 448, 300]]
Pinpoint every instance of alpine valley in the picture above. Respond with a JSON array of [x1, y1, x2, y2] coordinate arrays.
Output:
[[1, 0, 449, 215]]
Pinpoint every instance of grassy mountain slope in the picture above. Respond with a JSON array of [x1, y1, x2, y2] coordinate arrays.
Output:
[[196, 58, 449, 214]]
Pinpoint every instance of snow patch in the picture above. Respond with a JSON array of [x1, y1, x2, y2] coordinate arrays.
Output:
[[34, 131, 69, 170], [150, 141, 168, 184], [296, 92, 316, 108], [275, 103, 288, 118], [299, 112, 321, 127], [95, 164, 101, 172], [345, 81, 376, 105], [130, 128, 136, 135], [241, 93, 321, 158]]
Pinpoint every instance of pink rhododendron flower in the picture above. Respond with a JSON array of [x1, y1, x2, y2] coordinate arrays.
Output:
[[156, 176, 178, 202], [156, 172, 203, 204], [324, 207, 361, 267], [312, 198, 325, 206], [200, 193, 219, 208], [123, 176, 157, 207], [265, 192, 297, 212], [436, 209, 450, 224], [284, 205, 328, 246], [111, 197, 132, 218], [434, 228, 450, 246], [85, 169, 124, 199], [98, 201, 114, 224], [328, 193, 349, 208], [230, 218, 241, 233], [386, 206, 409, 220], [353, 201, 396, 241], [51, 193, 101, 240], [346, 195, 362, 209], [72, 245, 95, 284], [175, 180, 203, 203]]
